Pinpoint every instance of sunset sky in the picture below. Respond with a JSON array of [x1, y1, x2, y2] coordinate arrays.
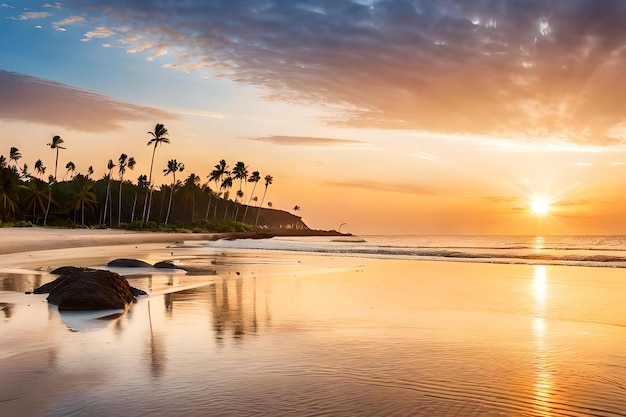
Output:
[[3, 0, 626, 235]]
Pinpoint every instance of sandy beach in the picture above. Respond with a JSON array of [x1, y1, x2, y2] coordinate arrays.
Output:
[[2, 229, 626, 416]]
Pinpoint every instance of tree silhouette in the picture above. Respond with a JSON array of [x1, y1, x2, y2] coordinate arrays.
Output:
[[255, 175, 273, 227], [144, 123, 170, 223], [220, 176, 233, 219], [68, 174, 98, 227], [44, 135, 65, 226], [132, 174, 148, 223], [64, 161, 76, 180], [0, 166, 21, 221], [293, 205, 300, 212], [243, 171, 260, 224], [9, 147, 22, 167], [208, 159, 229, 220], [163, 159, 184, 225], [117, 153, 136, 227], [102, 159, 116, 226], [34, 159, 46, 179]]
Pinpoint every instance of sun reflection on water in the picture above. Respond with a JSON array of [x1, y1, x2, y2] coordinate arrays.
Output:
[[532, 265, 553, 416]]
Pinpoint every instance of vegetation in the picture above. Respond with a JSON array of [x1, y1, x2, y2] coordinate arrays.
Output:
[[0, 124, 308, 232]]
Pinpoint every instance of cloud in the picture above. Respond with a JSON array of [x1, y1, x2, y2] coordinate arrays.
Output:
[[53, 15, 85, 30], [1, 3, 14, 8], [42, 2, 61, 9], [81, 25, 115, 42], [248, 135, 366, 147], [0, 70, 175, 132], [10, 11, 51, 20], [325, 180, 438, 196], [63, 0, 626, 146]]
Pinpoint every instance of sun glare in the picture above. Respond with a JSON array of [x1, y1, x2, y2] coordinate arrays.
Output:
[[530, 198, 551, 216]]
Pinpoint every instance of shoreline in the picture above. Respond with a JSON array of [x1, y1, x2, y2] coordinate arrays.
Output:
[[0, 227, 346, 256]]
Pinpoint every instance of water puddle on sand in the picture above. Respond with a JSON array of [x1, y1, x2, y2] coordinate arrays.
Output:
[[1, 254, 626, 416]]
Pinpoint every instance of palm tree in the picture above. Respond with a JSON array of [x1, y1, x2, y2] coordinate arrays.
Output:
[[0, 166, 21, 221], [9, 147, 22, 167], [163, 159, 184, 225], [232, 161, 248, 220], [182, 173, 200, 222], [19, 163, 30, 180], [293, 205, 300, 212], [132, 174, 148, 223], [34, 159, 46, 179], [44, 135, 65, 226], [86, 165, 94, 179], [117, 153, 136, 227], [67, 174, 98, 227], [144, 123, 170, 223], [243, 170, 260, 224], [235, 189, 244, 220], [64, 161, 76, 180], [220, 176, 233, 219], [255, 175, 273, 227], [102, 159, 116, 226], [208, 159, 229, 220], [22, 178, 49, 223], [0, 156, 6, 168]]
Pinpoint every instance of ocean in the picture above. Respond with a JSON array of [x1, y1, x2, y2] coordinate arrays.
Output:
[[202, 234, 626, 268]]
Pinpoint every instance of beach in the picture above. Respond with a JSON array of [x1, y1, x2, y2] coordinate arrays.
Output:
[[2, 229, 626, 416]]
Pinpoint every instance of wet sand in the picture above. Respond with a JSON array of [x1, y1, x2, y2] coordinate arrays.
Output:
[[2, 229, 626, 416]]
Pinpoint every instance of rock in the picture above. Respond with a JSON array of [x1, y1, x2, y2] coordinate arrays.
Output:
[[153, 260, 184, 270], [35, 268, 143, 311], [107, 258, 153, 268], [153, 260, 217, 275], [50, 266, 93, 275]]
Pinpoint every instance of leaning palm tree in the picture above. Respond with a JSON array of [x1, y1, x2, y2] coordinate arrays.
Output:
[[163, 159, 184, 225], [117, 153, 136, 227], [9, 147, 22, 167], [255, 175, 273, 227], [44, 135, 65, 226], [34, 159, 46, 179], [143, 123, 170, 223], [102, 159, 116, 226], [243, 171, 260, 224]]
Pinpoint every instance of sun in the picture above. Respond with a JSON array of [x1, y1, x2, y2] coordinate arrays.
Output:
[[530, 198, 551, 216]]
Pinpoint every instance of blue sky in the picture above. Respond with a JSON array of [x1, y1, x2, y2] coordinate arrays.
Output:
[[3, 1, 626, 234]]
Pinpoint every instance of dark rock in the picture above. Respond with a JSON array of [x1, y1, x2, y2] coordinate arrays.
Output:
[[50, 266, 93, 275], [129, 287, 148, 297], [107, 258, 153, 268], [35, 269, 144, 311], [153, 260, 184, 270]]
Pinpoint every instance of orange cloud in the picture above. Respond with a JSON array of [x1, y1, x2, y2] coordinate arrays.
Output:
[[0, 70, 175, 132]]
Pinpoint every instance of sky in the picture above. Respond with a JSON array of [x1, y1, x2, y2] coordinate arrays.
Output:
[[2, 0, 626, 235]]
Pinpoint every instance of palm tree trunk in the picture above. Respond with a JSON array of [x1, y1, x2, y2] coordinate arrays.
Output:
[[144, 144, 158, 223], [165, 184, 174, 225], [103, 180, 111, 226], [255, 187, 269, 227], [44, 189, 52, 226], [205, 194, 211, 222], [243, 182, 258, 224], [82, 200, 85, 227], [118, 177, 124, 227], [131, 192, 138, 223]]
